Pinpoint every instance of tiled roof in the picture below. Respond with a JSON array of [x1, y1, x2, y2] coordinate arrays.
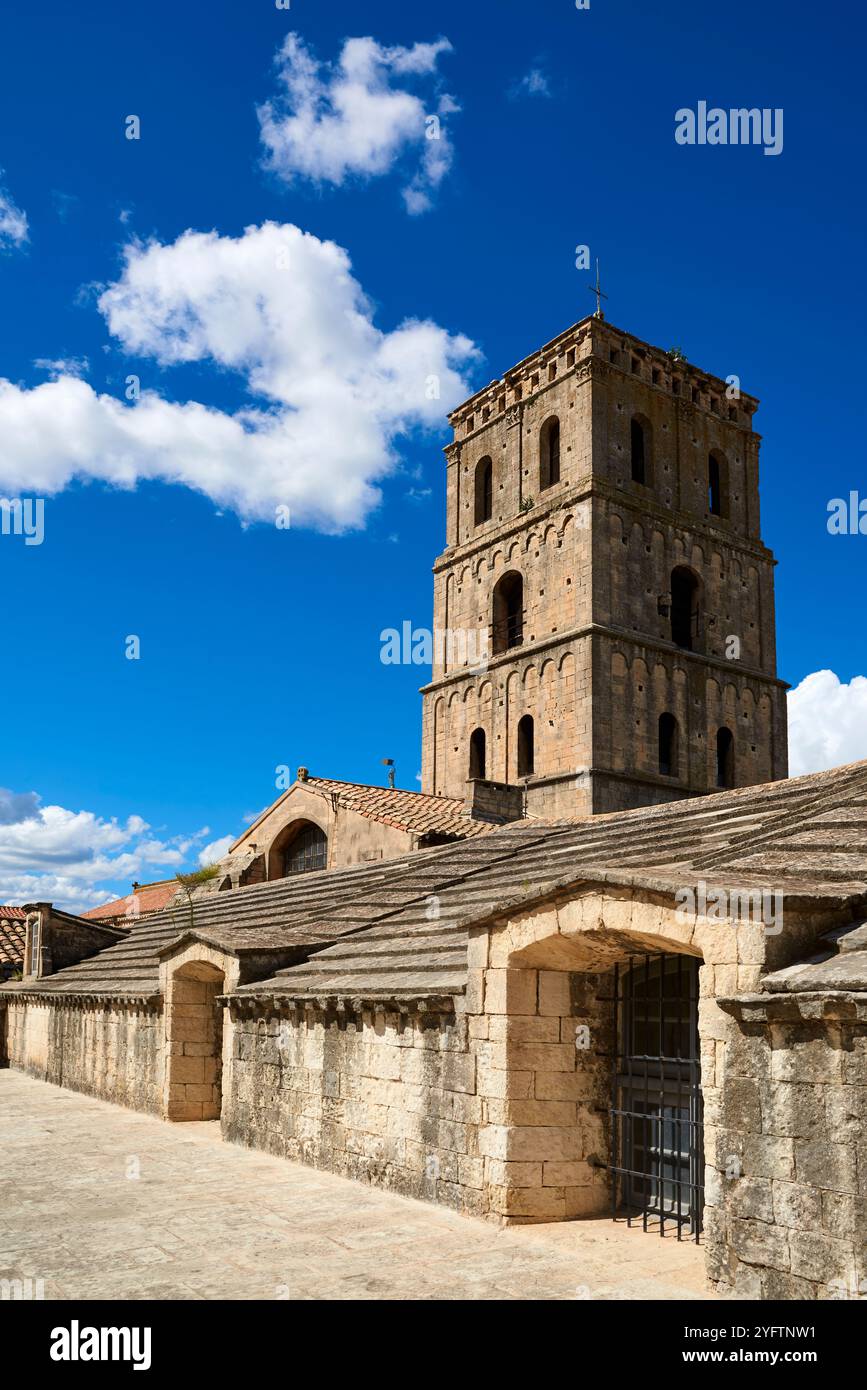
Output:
[[8, 760, 867, 1003], [80, 880, 180, 922], [236, 778, 493, 847], [0, 910, 26, 970]]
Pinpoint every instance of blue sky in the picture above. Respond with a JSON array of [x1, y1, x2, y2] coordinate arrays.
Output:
[[0, 0, 865, 909]]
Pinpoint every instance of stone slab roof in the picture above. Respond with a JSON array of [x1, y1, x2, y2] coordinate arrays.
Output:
[[6, 760, 867, 1003], [761, 918, 867, 994]]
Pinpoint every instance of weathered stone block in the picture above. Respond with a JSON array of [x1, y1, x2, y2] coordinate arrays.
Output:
[[538, 971, 571, 1017], [483, 969, 537, 1017], [730, 1217, 791, 1272], [794, 1139, 857, 1194], [772, 1181, 823, 1231], [789, 1231, 851, 1283]]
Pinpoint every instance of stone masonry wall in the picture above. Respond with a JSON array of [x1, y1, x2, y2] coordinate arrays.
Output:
[[2, 996, 164, 1116], [223, 1002, 488, 1214], [706, 997, 867, 1299], [223, 960, 613, 1224]]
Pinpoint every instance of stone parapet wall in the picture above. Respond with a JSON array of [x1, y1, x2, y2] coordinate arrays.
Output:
[[0, 995, 164, 1116], [223, 1001, 489, 1214]]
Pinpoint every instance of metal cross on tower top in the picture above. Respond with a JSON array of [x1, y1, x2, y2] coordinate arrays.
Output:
[[589, 259, 608, 319]]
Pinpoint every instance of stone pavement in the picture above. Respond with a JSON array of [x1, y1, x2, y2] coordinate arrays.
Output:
[[0, 1071, 718, 1301]]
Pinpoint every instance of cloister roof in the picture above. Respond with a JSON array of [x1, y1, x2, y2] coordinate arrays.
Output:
[[4, 759, 867, 1003]]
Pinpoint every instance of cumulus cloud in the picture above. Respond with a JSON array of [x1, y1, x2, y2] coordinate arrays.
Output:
[[257, 34, 457, 212], [0, 221, 479, 530], [199, 834, 234, 866], [787, 670, 867, 776], [0, 796, 216, 913], [0, 171, 28, 248], [0, 788, 41, 825]]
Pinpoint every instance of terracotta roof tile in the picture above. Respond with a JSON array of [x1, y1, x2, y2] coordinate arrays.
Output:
[[0, 911, 26, 969], [304, 778, 492, 838], [80, 880, 179, 923]]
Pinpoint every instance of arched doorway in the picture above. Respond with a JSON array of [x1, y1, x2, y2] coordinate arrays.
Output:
[[610, 953, 703, 1239], [166, 960, 225, 1121]]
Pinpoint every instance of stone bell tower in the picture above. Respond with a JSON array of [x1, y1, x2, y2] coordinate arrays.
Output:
[[419, 312, 788, 819]]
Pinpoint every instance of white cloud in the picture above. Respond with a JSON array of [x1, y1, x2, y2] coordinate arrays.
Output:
[[257, 34, 457, 213], [787, 670, 867, 777], [199, 834, 234, 866], [33, 356, 90, 379], [0, 789, 41, 825], [0, 171, 28, 248], [0, 221, 479, 531], [510, 67, 552, 100], [0, 795, 203, 912]]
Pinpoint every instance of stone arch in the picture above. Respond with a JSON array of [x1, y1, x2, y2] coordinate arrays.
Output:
[[267, 817, 328, 880], [474, 891, 710, 1226]]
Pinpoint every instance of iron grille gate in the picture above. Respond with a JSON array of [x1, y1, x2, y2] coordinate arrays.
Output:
[[609, 953, 703, 1241]]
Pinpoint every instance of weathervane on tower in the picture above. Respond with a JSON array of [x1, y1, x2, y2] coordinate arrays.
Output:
[[589, 259, 607, 319]]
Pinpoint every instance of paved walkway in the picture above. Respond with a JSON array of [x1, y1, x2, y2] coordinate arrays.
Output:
[[0, 1070, 717, 1301]]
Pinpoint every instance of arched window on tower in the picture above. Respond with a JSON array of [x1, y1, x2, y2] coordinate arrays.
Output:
[[539, 417, 560, 491], [469, 727, 486, 780], [631, 416, 651, 485], [492, 571, 524, 654], [474, 456, 493, 526], [716, 727, 735, 789], [517, 714, 535, 777], [658, 712, 678, 777], [708, 451, 726, 517], [670, 566, 701, 651]]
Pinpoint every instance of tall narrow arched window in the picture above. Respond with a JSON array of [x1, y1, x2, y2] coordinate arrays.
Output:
[[670, 566, 701, 651], [716, 727, 735, 789], [631, 416, 651, 484], [658, 712, 678, 777], [517, 714, 535, 777], [708, 450, 726, 517], [474, 456, 493, 526], [539, 417, 560, 490], [492, 571, 524, 654], [469, 727, 486, 780]]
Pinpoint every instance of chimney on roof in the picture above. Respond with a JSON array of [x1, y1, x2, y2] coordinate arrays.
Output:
[[382, 758, 395, 790], [297, 766, 309, 782]]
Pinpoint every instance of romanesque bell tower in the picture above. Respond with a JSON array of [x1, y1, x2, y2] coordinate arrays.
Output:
[[420, 312, 788, 818]]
